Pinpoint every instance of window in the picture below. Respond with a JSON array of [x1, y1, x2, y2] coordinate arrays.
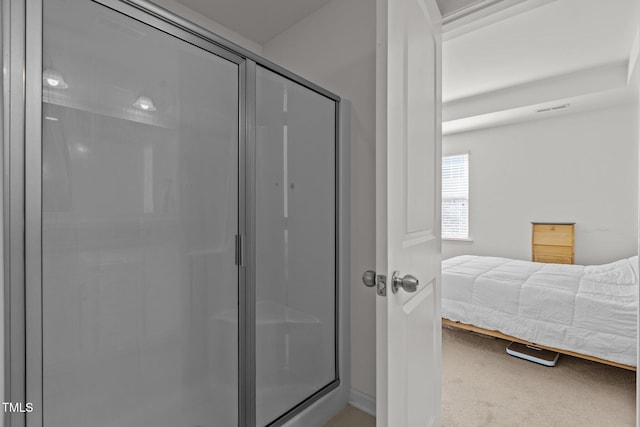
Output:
[[442, 153, 469, 239]]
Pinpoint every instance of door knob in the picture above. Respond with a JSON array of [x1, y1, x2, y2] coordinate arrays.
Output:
[[392, 271, 419, 293], [362, 270, 387, 296], [362, 270, 376, 287]]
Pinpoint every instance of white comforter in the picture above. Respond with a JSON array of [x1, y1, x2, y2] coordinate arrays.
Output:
[[442, 255, 638, 366]]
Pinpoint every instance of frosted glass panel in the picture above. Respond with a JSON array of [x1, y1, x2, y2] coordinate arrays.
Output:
[[42, 1, 239, 426], [255, 66, 337, 425]]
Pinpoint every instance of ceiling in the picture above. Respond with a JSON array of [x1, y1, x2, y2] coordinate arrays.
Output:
[[176, 0, 333, 44], [436, 0, 488, 17], [443, 0, 639, 134], [173, 0, 504, 45], [443, 0, 639, 102], [171, 0, 638, 134]]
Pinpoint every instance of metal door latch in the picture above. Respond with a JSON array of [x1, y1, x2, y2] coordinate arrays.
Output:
[[362, 270, 387, 296]]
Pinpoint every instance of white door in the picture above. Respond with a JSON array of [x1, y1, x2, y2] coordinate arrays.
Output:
[[373, 0, 442, 425]]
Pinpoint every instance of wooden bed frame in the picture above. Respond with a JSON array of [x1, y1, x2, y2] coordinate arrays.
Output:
[[442, 318, 636, 371]]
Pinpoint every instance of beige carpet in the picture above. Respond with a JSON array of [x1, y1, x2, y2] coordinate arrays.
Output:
[[323, 404, 375, 427], [325, 327, 636, 426], [443, 326, 636, 426]]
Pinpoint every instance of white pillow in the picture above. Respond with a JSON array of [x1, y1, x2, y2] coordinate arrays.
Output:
[[583, 256, 638, 286]]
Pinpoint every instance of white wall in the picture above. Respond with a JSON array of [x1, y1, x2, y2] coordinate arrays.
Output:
[[443, 103, 639, 265], [150, 0, 262, 54], [263, 0, 377, 399]]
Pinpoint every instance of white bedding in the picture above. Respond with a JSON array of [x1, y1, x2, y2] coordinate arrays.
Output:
[[442, 255, 638, 366]]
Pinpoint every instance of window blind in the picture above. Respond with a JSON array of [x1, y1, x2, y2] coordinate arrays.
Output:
[[442, 153, 469, 239]]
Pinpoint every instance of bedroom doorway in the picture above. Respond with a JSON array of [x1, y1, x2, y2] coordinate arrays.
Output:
[[439, 0, 639, 425]]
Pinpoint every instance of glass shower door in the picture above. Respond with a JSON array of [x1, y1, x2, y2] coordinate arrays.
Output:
[[41, 0, 240, 426], [255, 66, 337, 425]]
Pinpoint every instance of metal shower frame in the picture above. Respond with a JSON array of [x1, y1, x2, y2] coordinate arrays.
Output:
[[2, 0, 351, 425]]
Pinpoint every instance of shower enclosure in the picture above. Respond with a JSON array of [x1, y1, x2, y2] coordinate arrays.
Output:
[[2, 0, 350, 425]]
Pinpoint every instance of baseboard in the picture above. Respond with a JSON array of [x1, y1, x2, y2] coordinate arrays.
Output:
[[348, 388, 376, 416]]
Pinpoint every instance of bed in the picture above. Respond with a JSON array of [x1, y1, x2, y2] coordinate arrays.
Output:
[[442, 255, 638, 370]]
